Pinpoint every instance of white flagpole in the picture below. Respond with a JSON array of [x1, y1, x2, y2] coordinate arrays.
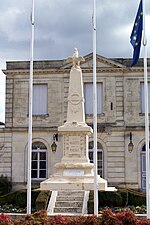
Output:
[[27, 0, 34, 214], [93, 0, 98, 216], [142, 0, 150, 218]]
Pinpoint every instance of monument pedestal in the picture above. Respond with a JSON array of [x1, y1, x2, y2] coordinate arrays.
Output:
[[40, 122, 115, 191], [40, 175, 109, 191], [40, 49, 116, 192]]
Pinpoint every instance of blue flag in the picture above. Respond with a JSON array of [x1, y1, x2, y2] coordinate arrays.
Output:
[[130, 0, 143, 66]]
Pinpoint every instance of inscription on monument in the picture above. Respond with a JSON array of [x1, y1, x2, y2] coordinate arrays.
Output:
[[69, 136, 80, 154], [63, 169, 84, 176]]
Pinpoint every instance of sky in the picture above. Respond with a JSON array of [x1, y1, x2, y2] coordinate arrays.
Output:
[[0, 0, 150, 123]]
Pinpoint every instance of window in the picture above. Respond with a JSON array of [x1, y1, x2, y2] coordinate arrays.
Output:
[[141, 144, 146, 192], [88, 141, 104, 177], [140, 82, 150, 113], [84, 83, 103, 114], [141, 143, 150, 192], [31, 142, 47, 180], [33, 84, 48, 115]]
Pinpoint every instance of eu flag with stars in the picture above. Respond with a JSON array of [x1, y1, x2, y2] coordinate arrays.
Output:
[[130, 0, 143, 66]]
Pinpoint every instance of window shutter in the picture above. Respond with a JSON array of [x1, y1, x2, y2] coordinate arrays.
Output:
[[84, 83, 103, 114], [140, 82, 150, 113], [33, 84, 48, 115]]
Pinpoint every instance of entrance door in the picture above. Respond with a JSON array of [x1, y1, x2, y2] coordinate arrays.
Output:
[[88, 141, 104, 178], [32, 142, 47, 180], [141, 144, 146, 192]]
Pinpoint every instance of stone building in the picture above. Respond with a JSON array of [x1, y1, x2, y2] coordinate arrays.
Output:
[[0, 53, 149, 192]]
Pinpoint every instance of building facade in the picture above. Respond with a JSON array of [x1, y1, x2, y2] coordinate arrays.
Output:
[[0, 53, 149, 191]]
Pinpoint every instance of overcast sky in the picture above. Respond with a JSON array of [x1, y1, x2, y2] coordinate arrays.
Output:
[[0, 0, 150, 122]]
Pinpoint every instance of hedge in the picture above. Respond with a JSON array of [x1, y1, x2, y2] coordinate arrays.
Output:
[[14, 189, 41, 208], [0, 175, 12, 196], [35, 190, 51, 210], [0, 192, 16, 206], [88, 188, 146, 214], [0, 189, 40, 209], [127, 190, 146, 206]]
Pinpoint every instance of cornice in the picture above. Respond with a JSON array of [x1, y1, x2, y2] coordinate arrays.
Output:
[[3, 66, 150, 77], [6, 126, 59, 132]]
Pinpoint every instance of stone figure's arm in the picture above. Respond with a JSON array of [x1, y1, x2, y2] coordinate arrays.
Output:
[[67, 57, 73, 63]]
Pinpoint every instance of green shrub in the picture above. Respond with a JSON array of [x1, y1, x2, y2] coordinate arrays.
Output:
[[0, 175, 11, 196], [116, 188, 146, 207], [31, 190, 41, 208], [88, 189, 146, 213], [88, 191, 94, 214], [35, 190, 51, 210], [99, 191, 123, 207], [0, 189, 41, 210], [15, 190, 27, 208], [118, 189, 128, 206], [127, 190, 146, 206], [88, 190, 123, 213], [0, 192, 16, 206], [15, 189, 42, 208]]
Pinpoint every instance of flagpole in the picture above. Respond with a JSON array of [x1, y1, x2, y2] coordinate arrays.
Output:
[[27, 0, 34, 215], [93, 0, 98, 216], [142, 0, 150, 218]]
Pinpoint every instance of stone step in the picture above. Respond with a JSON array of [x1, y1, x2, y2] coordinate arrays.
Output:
[[51, 190, 85, 215], [55, 201, 83, 208], [56, 196, 83, 202], [57, 191, 84, 197], [54, 207, 82, 214]]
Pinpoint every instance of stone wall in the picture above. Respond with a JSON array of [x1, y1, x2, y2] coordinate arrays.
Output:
[[2, 55, 149, 190], [0, 130, 12, 179]]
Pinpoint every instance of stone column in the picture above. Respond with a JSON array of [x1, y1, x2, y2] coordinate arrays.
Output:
[[57, 48, 93, 175], [40, 49, 116, 191]]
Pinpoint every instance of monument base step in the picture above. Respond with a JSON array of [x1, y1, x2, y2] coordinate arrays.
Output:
[[40, 175, 116, 191]]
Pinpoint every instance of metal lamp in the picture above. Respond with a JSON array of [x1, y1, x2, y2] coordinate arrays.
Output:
[[128, 132, 134, 153], [51, 141, 57, 152], [51, 134, 58, 152]]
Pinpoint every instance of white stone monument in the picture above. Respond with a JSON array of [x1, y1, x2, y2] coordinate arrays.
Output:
[[40, 49, 115, 191]]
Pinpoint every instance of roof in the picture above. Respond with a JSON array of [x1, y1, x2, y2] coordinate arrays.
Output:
[[3, 53, 149, 71]]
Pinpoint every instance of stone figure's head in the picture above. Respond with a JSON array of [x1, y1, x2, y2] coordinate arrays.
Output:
[[73, 48, 78, 57]]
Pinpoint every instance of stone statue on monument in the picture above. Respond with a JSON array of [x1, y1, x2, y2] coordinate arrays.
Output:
[[67, 48, 85, 70]]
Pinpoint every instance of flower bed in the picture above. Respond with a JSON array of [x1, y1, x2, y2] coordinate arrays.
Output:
[[1, 209, 150, 225], [0, 204, 26, 213], [99, 205, 147, 214]]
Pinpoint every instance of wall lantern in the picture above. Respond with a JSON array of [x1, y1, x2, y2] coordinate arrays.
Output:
[[51, 134, 58, 152], [128, 132, 134, 153]]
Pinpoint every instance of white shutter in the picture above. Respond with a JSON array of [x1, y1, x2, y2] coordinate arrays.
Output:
[[33, 84, 48, 115], [84, 83, 93, 114], [140, 82, 150, 113], [97, 83, 103, 114], [140, 83, 144, 113], [84, 83, 103, 114]]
